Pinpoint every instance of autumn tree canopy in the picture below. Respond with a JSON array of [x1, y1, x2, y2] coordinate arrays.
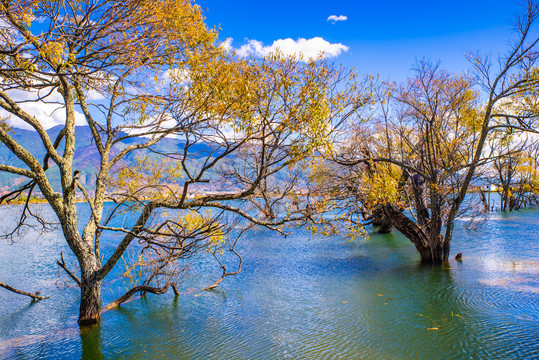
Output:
[[312, 0, 539, 263], [0, 0, 366, 325]]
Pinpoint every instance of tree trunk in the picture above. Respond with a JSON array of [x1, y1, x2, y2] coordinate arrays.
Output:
[[77, 251, 102, 326], [407, 232, 445, 264], [430, 234, 444, 264], [378, 209, 393, 234], [79, 277, 101, 326], [377, 212, 393, 234], [367, 206, 393, 233], [500, 187, 509, 211], [383, 204, 446, 264], [58, 206, 103, 326], [369, 207, 385, 226], [79, 276, 102, 326]]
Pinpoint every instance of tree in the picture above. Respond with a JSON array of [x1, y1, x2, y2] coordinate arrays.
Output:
[[319, 63, 486, 263], [485, 132, 539, 211], [0, 0, 363, 325], [316, 1, 539, 263]]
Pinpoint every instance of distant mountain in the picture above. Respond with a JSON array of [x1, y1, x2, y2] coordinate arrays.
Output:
[[0, 126, 216, 193], [0, 126, 304, 196]]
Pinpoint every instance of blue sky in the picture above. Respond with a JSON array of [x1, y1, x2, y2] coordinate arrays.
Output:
[[198, 0, 524, 81]]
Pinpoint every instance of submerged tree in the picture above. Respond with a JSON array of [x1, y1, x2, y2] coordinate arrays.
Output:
[[0, 0, 364, 325], [316, 64, 487, 262], [315, 1, 539, 263]]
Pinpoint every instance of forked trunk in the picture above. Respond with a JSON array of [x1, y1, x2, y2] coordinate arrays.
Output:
[[408, 233, 445, 264], [60, 210, 103, 326], [369, 206, 393, 234], [377, 215, 393, 234], [399, 224, 445, 264], [383, 204, 447, 264]]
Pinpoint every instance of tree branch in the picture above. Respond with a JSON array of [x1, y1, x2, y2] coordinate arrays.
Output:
[[202, 248, 243, 291], [104, 282, 179, 310], [56, 252, 81, 287], [0, 281, 48, 301], [0, 164, 35, 178]]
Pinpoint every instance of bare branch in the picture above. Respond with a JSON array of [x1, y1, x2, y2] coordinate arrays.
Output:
[[56, 252, 81, 287], [104, 282, 179, 310], [0, 282, 49, 301]]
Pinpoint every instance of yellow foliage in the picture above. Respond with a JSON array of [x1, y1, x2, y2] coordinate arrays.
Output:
[[111, 156, 184, 201], [39, 41, 66, 67], [359, 164, 402, 209], [158, 209, 225, 247]]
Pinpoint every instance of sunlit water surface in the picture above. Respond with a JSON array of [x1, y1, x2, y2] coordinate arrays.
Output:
[[0, 204, 538, 359]]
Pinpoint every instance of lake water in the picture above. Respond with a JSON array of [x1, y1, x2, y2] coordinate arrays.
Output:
[[0, 204, 538, 359]]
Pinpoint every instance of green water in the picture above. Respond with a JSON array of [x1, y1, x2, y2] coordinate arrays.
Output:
[[0, 204, 538, 359]]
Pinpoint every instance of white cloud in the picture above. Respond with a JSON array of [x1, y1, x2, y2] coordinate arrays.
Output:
[[235, 37, 349, 60], [236, 40, 265, 57], [123, 113, 179, 138], [162, 68, 191, 85], [2, 88, 88, 130], [86, 89, 105, 101], [219, 38, 233, 52], [327, 15, 348, 23]]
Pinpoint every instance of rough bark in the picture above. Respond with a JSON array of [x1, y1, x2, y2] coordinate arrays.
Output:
[[369, 207, 385, 226], [383, 204, 446, 263], [79, 276, 102, 326], [378, 208, 393, 234], [366, 206, 393, 233], [377, 210, 394, 234]]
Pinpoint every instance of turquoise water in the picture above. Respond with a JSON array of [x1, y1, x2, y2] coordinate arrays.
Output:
[[0, 204, 538, 359]]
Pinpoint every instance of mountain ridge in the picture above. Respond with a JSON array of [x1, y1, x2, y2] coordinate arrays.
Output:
[[0, 125, 216, 194]]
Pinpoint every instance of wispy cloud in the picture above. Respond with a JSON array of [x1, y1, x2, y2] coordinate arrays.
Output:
[[327, 15, 348, 23], [225, 37, 348, 60]]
